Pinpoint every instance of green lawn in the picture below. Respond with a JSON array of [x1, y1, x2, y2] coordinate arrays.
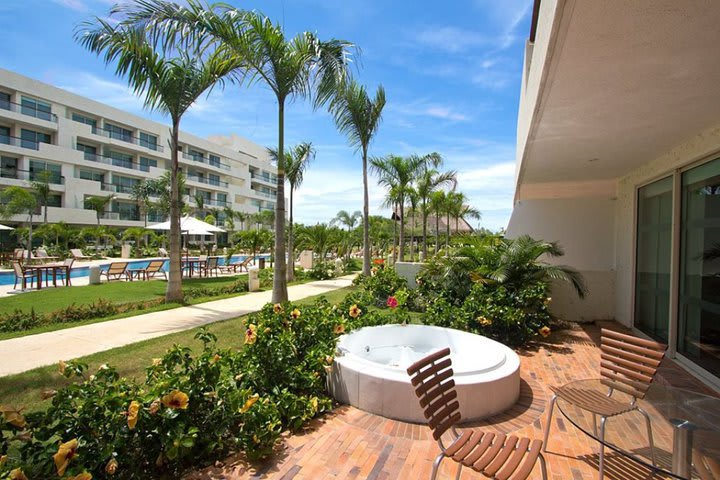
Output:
[[0, 286, 356, 413]]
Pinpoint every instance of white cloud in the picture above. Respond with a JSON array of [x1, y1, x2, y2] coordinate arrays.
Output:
[[56, 71, 152, 115], [415, 26, 495, 53], [51, 0, 87, 11], [388, 99, 471, 125]]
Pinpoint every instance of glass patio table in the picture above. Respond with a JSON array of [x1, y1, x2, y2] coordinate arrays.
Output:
[[556, 379, 720, 479]]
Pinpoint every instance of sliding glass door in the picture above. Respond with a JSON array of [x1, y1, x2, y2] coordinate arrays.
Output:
[[635, 177, 673, 342], [678, 159, 720, 376]]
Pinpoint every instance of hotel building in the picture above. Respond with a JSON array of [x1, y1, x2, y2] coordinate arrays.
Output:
[[0, 68, 279, 228]]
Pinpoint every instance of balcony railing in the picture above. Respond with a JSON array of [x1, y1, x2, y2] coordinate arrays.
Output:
[[186, 174, 229, 188], [0, 168, 64, 184], [181, 152, 230, 170], [205, 199, 229, 207], [101, 183, 135, 194], [251, 188, 276, 199], [78, 148, 144, 172], [90, 127, 164, 152], [250, 171, 278, 184], [0, 135, 39, 150], [0, 99, 58, 122]]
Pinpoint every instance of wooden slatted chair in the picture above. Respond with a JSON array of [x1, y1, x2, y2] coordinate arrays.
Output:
[[407, 348, 547, 480], [694, 450, 720, 480], [543, 329, 667, 479], [100, 262, 129, 282]]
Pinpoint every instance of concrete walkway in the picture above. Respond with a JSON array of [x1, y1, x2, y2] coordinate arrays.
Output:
[[0, 275, 355, 377]]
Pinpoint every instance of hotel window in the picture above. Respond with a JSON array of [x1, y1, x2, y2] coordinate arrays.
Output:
[[20, 96, 52, 121], [112, 175, 139, 194], [139, 156, 157, 172], [216, 193, 227, 205], [209, 174, 220, 186], [29, 160, 62, 184], [0, 126, 10, 145], [189, 149, 204, 161], [197, 189, 211, 202], [112, 201, 140, 221], [79, 169, 104, 183], [106, 150, 134, 169], [47, 194, 62, 208], [139, 132, 158, 151], [71, 112, 97, 129], [104, 123, 133, 142], [0, 92, 10, 111], [1, 156, 17, 179], [209, 154, 221, 167], [20, 128, 51, 149], [77, 143, 97, 161], [678, 158, 720, 377]]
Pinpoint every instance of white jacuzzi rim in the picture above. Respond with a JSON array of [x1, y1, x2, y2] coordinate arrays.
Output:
[[334, 324, 520, 384]]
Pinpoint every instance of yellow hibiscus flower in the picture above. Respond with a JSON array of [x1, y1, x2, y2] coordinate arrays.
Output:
[[244, 324, 258, 345], [161, 390, 189, 410], [127, 401, 140, 430], [53, 438, 78, 476], [539, 326, 552, 338], [105, 458, 118, 475], [333, 324, 345, 335], [58, 360, 66, 375], [240, 394, 260, 413], [0, 405, 26, 429], [290, 308, 301, 320], [9, 468, 28, 480], [477, 316, 492, 327], [348, 304, 361, 318], [273, 303, 283, 314]]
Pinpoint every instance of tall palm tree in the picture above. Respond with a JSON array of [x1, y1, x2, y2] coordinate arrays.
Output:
[[459, 204, 482, 231], [415, 165, 456, 259], [84, 194, 114, 251], [31, 170, 52, 225], [130, 179, 152, 227], [76, 8, 240, 302], [329, 80, 386, 276], [371, 154, 421, 262], [332, 209, 361, 262], [270, 142, 315, 281], [429, 190, 446, 254]]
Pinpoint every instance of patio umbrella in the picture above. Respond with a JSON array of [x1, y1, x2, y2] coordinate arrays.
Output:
[[0, 223, 14, 230], [147, 216, 225, 235]]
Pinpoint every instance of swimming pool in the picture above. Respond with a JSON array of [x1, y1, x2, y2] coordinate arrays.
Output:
[[1, 254, 268, 286]]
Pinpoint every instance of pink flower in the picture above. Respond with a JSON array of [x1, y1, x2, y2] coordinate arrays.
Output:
[[386, 296, 398, 309]]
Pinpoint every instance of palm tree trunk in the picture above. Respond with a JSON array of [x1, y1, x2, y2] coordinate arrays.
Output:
[[166, 118, 183, 303], [392, 203, 398, 264], [455, 216, 459, 233], [26, 214, 33, 263], [435, 212, 440, 254], [422, 199, 428, 259], [286, 185, 295, 282], [446, 211, 450, 252], [399, 199, 405, 262], [362, 147, 371, 276], [273, 101, 288, 302], [44, 204, 48, 225]]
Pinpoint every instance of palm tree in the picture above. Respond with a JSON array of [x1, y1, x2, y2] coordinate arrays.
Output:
[[297, 223, 340, 261], [193, 192, 206, 218], [76, 8, 240, 303], [371, 154, 421, 262], [270, 142, 315, 281], [329, 80, 386, 276], [459, 204, 482, 231], [415, 166, 456, 258], [332, 209, 361, 262], [31, 170, 52, 225], [130, 179, 152, 227], [84, 194, 114, 251], [0, 187, 38, 262], [429, 190, 446, 254]]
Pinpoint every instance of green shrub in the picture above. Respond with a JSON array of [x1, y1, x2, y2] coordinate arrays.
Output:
[[352, 267, 407, 307], [308, 261, 336, 280]]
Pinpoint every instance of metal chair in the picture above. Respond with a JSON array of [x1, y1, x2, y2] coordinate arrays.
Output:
[[543, 329, 667, 479], [407, 348, 547, 480]]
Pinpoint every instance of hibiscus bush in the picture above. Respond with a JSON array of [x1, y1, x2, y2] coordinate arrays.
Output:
[[352, 267, 408, 307], [0, 295, 390, 479]]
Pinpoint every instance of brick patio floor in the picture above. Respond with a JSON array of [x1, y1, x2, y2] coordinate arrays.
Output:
[[187, 321, 717, 480]]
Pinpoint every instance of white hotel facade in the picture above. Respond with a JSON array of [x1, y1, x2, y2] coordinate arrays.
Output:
[[0, 68, 279, 228]]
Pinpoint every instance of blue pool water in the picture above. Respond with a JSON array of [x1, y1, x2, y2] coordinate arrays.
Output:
[[2, 254, 269, 286]]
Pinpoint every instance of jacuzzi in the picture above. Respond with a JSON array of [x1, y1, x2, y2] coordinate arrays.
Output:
[[327, 324, 520, 423]]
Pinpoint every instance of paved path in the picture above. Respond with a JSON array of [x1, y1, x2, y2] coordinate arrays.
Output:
[[0, 275, 355, 377]]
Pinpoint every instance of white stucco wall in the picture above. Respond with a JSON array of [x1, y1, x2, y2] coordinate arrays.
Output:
[[506, 197, 616, 321], [615, 122, 720, 326]]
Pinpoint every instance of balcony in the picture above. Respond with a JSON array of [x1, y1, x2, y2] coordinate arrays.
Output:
[[0, 99, 58, 122], [250, 171, 278, 184], [90, 127, 164, 152], [182, 152, 230, 170], [78, 148, 144, 172], [251, 188, 276, 199], [205, 199, 229, 207], [100, 183, 135, 194], [186, 174, 229, 188], [0, 168, 64, 184], [0, 135, 39, 150]]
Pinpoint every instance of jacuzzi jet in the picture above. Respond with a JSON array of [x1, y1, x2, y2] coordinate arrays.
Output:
[[365, 345, 370, 353]]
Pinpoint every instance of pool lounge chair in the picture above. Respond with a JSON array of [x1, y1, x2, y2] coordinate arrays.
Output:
[[70, 249, 92, 261], [542, 329, 667, 480], [35, 248, 58, 262], [219, 255, 254, 273], [100, 262, 129, 282], [128, 260, 167, 281], [158, 247, 169, 257], [407, 348, 547, 480]]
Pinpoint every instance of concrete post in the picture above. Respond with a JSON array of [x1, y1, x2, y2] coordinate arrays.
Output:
[[89, 265, 101, 285], [248, 267, 260, 292]]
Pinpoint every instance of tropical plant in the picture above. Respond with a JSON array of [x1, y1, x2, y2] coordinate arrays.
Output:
[[76, 7, 240, 302], [30, 170, 52, 225], [193, 192, 207, 218], [429, 190, 447, 254], [270, 142, 315, 282], [329, 80, 386, 276], [296, 223, 341, 261], [121, 227, 155, 252], [83, 194, 114, 250], [415, 161, 456, 258], [234, 229, 273, 262], [130, 179, 152, 227], [332, 209, 361, 262], [0, 187, 37, 261], [371, 154, 421, 262]]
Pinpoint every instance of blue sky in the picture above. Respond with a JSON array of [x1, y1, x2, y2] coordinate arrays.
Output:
[[0, 0, 532, 230]]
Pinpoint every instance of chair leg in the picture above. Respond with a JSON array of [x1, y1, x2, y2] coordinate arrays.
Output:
[[430, 452, 445, 480], [593, 413, 598, 437], [454, 462, 462, 480], [598, 416, 607, 480], [542, 394, 557, 451], [636, 407, 656, 466], [538, 452, 548, 480]]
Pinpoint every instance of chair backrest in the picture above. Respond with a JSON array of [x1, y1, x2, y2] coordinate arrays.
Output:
[[406, 347, 460, 441], [108, 262, 128, 273], [12, 261, 23, 277], [146, 260, 164, 272], [36, 248, 48, 257], [694, 450, 720, 480], [207, 256, 218, 268], [14, 248, 23, 259], [600, 329, 667, 399], [63, 258, 74, 268], [199, 254, 208, 261], [158, 248, 168, 257], [71, 249, 85, 257], [241, 256, 254, 266]]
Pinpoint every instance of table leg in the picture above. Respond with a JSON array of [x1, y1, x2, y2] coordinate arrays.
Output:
[[53, 269, 57, 287], [671, 422, 694, 479], [36, 270, 42, 290]]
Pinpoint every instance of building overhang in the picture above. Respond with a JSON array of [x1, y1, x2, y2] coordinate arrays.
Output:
[[516, 0, 720, 198]]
